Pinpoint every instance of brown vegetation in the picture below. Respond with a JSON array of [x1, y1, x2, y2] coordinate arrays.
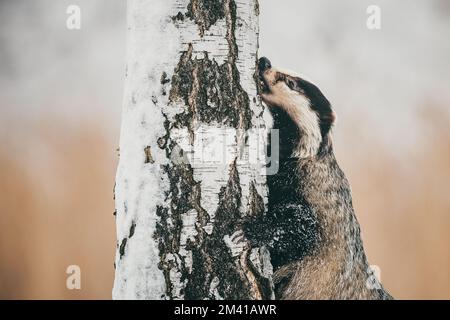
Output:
[[0, 107, 449, 299]]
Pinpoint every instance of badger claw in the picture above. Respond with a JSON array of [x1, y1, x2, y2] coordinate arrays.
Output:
[[224, 230, 249, 258], [231, 230, 246, 243]]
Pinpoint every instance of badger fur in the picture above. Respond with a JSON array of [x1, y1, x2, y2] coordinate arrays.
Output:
[[242, 57, 393, 300]]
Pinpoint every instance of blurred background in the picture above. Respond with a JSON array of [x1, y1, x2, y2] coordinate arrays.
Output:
[[0, 0, 449, 299]]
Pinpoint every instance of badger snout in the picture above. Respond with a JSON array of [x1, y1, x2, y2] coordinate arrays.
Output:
[[258, 57, 272, 74], [258, 57, 272, 92]]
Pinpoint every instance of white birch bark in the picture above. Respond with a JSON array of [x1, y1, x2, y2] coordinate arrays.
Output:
[[113, 0, 273, 300]]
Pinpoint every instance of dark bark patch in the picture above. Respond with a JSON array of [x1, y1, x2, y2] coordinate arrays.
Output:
[[154, 205, 176, 299], [171, 11, 185, 22], [186, 0, 225, 37], [119, 238, 127, 259], [169, 0, 252, 136], [118, 222, 137, 260], [161, 72, 171, 85], [129, 221, 136, 238], [157, 137, 167, 149], [153, 138, 209, 298], [184, 160, 253, 299], [144, 146, 155, 164], [248, 181, 265, 217], [213, 160, 242, 230], [169, 43, 252, 137], [254, 0, 260, 16]]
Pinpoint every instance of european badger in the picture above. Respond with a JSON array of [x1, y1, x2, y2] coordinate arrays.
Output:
[[240, 57, 393, 300]]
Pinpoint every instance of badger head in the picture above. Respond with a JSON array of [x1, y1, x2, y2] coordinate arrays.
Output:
[[258, 57, 336, 158]]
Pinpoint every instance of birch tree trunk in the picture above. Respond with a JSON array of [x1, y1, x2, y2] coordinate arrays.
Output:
[[113, 0, 273, 300]]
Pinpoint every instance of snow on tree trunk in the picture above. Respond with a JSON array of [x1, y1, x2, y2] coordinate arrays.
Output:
[[113, 0, 273, 300]]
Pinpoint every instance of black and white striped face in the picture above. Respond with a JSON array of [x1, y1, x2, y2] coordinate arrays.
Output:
[[258, 57, 336, 140]]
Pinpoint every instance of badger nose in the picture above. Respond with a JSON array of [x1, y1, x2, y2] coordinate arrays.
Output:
[[258, 57, 272, 74]]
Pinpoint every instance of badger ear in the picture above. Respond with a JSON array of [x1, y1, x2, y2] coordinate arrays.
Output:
[[322, 111, 337, 125], [283, 76, 301, 92], [330, 111, 337, 124], [286, 79, 297, 90]]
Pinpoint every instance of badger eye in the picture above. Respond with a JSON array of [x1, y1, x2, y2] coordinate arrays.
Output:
[[287, 80, 296, 90]]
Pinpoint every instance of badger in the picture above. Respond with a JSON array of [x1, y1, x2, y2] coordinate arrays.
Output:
[[237, 57, 393, 300]]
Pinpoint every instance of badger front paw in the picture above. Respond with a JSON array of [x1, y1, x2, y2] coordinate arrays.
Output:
[[223, 230, 250, 258]]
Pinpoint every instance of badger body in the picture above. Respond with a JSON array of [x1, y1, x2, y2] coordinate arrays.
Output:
[[243, 58, 392, 300]]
